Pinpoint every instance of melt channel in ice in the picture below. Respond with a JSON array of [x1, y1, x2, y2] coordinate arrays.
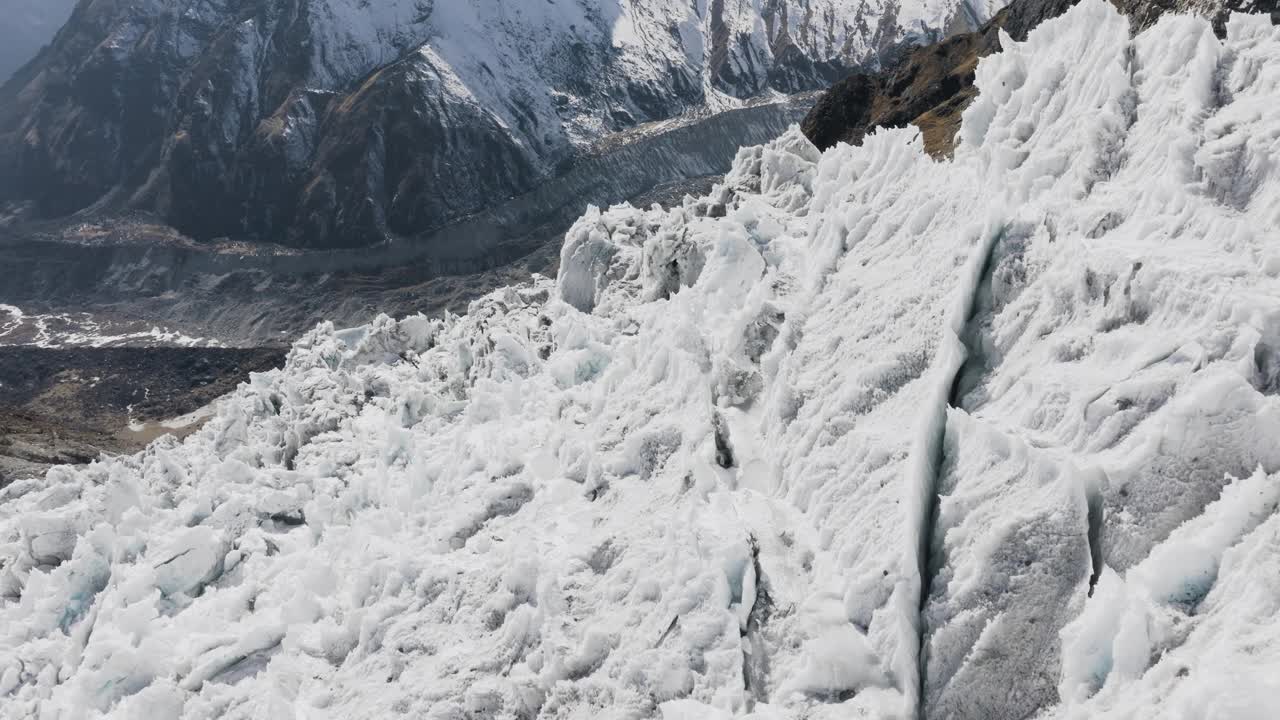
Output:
[[2, 1, 1280, 718]]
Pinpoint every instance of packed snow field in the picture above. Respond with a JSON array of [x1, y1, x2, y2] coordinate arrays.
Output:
[[3, 2, 1279, 717]]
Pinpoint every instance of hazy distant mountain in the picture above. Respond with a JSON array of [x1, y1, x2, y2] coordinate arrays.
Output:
[[0, 0, 76, 82], [0, 0, 1001, 249]]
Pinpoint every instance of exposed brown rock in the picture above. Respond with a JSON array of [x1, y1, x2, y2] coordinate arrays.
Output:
[[802, 0, 1079, 157], [0, 346, 285, 485]]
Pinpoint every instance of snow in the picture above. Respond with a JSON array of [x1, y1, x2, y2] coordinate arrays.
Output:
[[401, 0, 1004, 170], [0, 0, 77, 81], [0, 305, 223, 349], [8, 0, 1001, 247], [2, 2, 1280, 718]]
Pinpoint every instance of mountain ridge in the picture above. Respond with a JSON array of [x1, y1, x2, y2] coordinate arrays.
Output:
[[0, 0, 999, 250]]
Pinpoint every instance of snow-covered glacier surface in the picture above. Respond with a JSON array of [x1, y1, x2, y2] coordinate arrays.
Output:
[[3, 2, 1280, 717]]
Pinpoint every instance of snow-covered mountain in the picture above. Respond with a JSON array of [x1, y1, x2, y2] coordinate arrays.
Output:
[[0, 0, 76, 83], [3, 1, 1280, 718], [0, 0, 1001, 249]]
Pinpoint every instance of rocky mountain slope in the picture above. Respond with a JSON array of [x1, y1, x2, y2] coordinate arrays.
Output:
[[0, 94, 814, 346], [2, 2, 1278, 717], [0, 0, 1001, 251]]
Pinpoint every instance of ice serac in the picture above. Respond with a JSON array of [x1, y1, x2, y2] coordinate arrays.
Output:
[[0, 0, 1002, 250], [0, 95, 814, 346], [800, 0, 1279, 158], [2, 2, 1280, 718], [0, 0, 76, 83]]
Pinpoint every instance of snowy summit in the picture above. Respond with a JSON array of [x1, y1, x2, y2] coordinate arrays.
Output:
[[2, 1, 1280, 718]]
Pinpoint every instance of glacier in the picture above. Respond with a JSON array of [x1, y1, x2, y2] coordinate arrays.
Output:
[[3, 1, 1280, 718]]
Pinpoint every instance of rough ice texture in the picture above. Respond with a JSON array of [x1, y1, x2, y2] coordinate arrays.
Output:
[[3, 2, 1280, 718]]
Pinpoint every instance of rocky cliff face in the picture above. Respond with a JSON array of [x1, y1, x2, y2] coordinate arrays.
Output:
[[0, 0, 1000, 250]]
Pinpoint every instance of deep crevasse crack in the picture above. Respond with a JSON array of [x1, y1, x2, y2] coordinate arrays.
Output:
[[912, 220, 1007, 719]]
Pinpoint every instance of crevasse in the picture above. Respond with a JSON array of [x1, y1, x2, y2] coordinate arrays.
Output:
[[2, 2, 1279, 718]]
